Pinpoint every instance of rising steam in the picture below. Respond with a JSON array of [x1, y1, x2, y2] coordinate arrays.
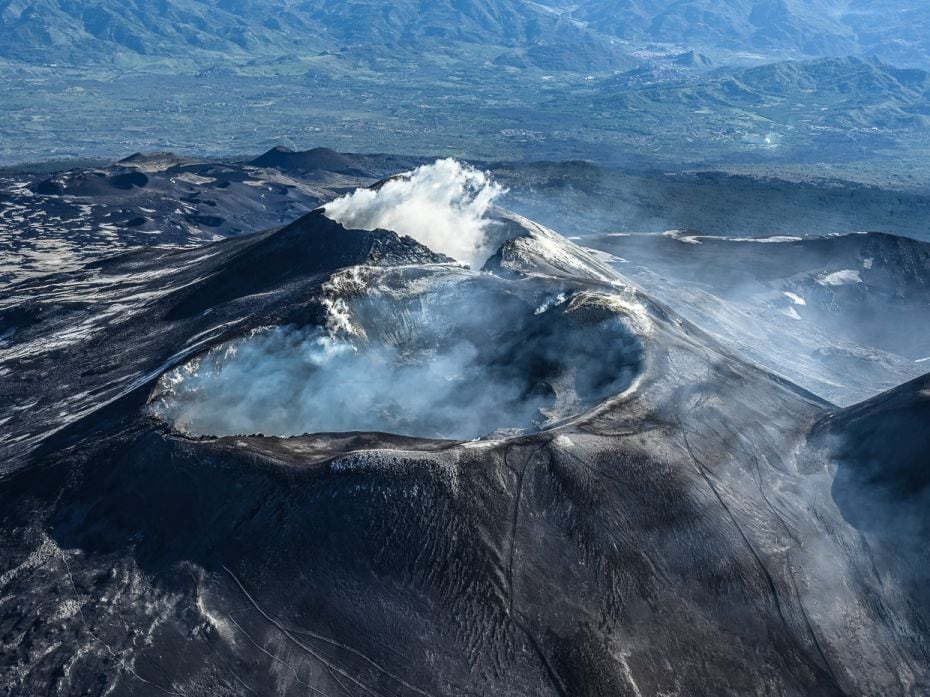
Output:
[[323, 158, 504, 268]]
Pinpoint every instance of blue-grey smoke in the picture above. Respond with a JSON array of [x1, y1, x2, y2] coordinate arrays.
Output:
[[150, 279, 645, 440]]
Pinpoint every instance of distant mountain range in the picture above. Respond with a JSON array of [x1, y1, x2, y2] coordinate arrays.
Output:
[[536, 0, 930, 69], [0, 0, 627, 71], [2, 0, 930, 71], [599, 56, 930, 133]]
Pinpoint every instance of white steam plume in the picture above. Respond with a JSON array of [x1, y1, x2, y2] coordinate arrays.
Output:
[[323, 158, 504, 268]]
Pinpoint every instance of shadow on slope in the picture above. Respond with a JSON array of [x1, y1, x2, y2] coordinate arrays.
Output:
[[817, 374, 930, 536]]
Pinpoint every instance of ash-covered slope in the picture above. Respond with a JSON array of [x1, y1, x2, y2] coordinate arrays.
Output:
[[249, 146, 372, 177], [494, 162, 930, 243], [1, 184, 929, 695], [0, 152, 374, 286], [580, 230, 930, 405]]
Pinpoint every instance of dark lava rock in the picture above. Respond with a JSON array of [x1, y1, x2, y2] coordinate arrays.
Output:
[[251, 145, 367, 174]]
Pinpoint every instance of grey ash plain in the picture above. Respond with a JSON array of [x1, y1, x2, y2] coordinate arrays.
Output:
[[1, 149, 929, 695]]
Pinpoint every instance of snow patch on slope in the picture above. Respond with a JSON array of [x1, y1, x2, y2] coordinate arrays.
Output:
[[817, 270, 863, 286]]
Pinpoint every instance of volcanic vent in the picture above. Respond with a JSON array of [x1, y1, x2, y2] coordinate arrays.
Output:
[[148, 159, 648, 440]]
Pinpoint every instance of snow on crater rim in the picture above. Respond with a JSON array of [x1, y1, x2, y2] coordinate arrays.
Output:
[[817, 269, 862, 286]]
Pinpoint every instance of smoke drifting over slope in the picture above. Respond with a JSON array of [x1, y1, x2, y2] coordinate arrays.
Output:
[[323, 159, 504, 268]]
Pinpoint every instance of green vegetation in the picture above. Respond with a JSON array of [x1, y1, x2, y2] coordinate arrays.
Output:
[[3, 56, 929, 188]]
